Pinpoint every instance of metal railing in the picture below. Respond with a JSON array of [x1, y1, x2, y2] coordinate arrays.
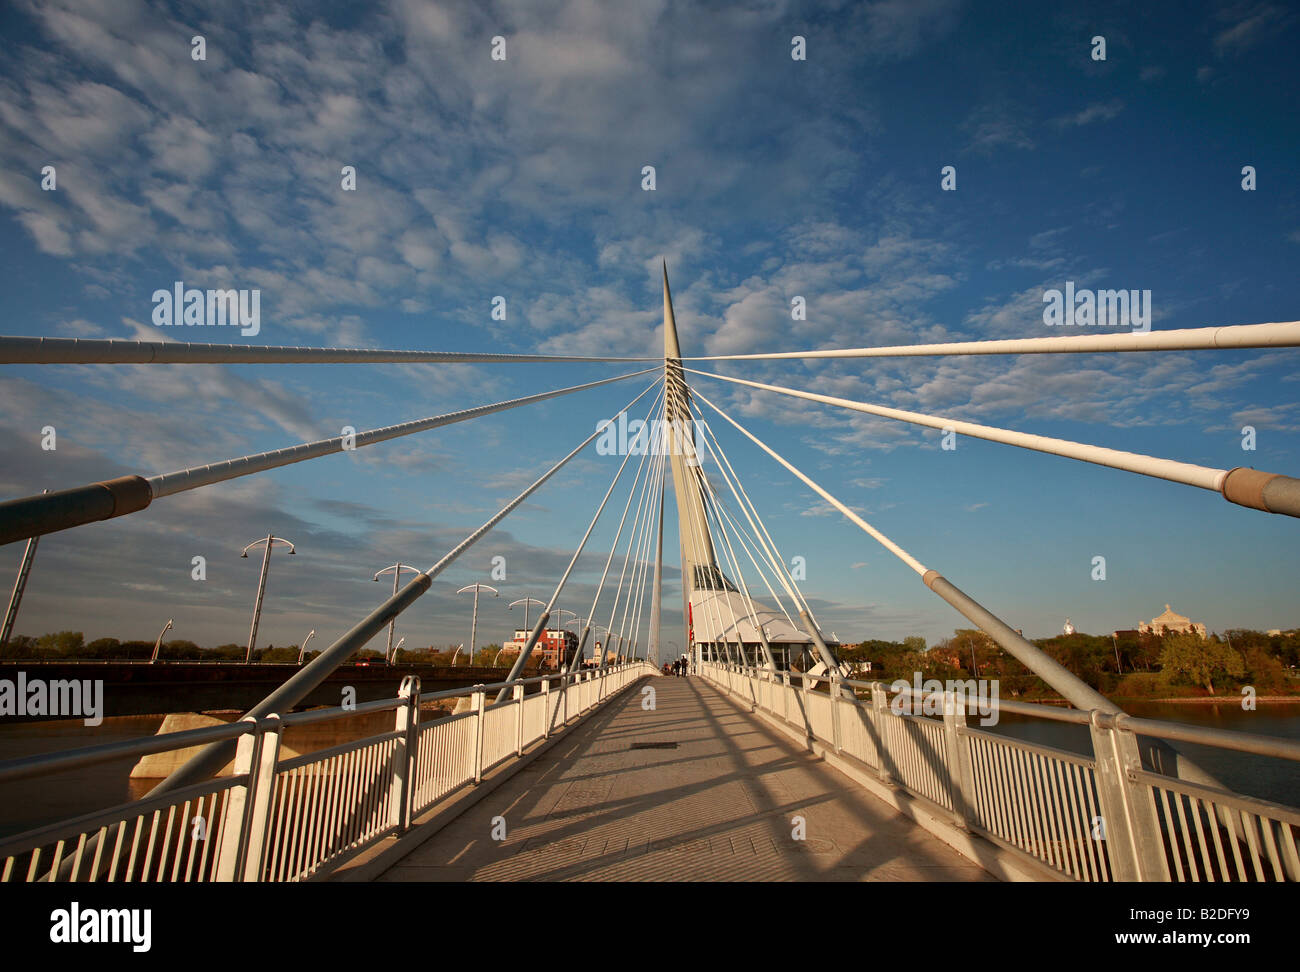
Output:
[[0, 662, 653, 882], [699, 660, 1300, 882]]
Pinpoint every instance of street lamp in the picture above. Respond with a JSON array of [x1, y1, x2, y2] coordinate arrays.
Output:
[[451, 643, 465, 666], [509, 596, 545, 635], [298, 629, 315, 665], [241, 534, 296, 664], [551, 610, 580, 668], [390, 636, 406, 665], [374, 563, 422, 668], [150, 618, 174, 665], [457, 584, 498, 666]]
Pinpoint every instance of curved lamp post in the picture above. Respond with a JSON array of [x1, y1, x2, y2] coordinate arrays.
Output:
[[150, 618, 173, 665], [241, 534, 296, 663], [374, 563, 422, 668], [298, 629, 315, 665], [509, 596, 545, 632], [389, 636, 406, 665], [457, 584, 498, 666]]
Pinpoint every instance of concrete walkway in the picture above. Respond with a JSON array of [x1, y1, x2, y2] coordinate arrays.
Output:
[[375, 675, 992, 881]]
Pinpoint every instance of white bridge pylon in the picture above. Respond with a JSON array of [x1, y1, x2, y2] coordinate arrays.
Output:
[[661, 264, 832, 672]]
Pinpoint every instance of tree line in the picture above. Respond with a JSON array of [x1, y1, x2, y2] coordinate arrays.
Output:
[[0, 633, 521, 668], [838, 628, 1299, 699]]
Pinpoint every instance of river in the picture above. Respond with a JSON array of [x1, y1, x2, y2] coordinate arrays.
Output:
[[987, 701, 1300, 808]]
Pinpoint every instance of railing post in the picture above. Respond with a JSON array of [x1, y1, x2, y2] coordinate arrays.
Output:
[[213, 716, 258, 881], [541, 678, 551, 739], [871, 682, 893, 785], [782, 671, 791, 723], [1088, 712, 1170, 881], [214, 715, 281, 882], [240, 714, 282, 883], [472, 685, 486, 784], [513, 682, 525, 757], [389, 676, 420, 832], [942, 690, 974, 832], [830, 672, 843, 753], [800, 671, 813, 740]]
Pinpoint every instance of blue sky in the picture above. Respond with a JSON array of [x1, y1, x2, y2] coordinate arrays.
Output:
[[0, 0, 1297, 655]]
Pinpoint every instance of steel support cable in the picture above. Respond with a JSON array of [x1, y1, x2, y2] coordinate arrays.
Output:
[[687, 368, 1300, 519], [607, 440, 661, 658], [690, 404, 803, 626], [687, 411, 801, 632], [689, 400, 838, 672], [695, 451, 778, 667], [623, 461, 656, 662], [496, 381, 666, 697], [620, 447, 668, 660], [691, 434, 769, 670], [672, 414, 734, 660], [687, 455, 751, 656], [681, 320, 1300, 361], [689, 382, 814, 619], [606, 433, 666, 660], [567, 391, 666, 674], [696, 472, 755, 661], [712, 494, 799, 633], [629, 454, 669, 660], [0, 367, 659, 546], [675, 374, 810, 613], [588, 401, 664, 673], [148, 378, 661, 798], [668, 368, 769, 656], [691, 383, 1246, 793], [0, 334, 657, 365]]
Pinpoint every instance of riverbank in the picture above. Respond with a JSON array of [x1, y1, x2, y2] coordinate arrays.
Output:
[[1005, 690, 1300, 705]]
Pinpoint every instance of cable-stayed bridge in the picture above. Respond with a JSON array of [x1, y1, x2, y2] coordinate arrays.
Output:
[[0, 268, 1298, 883]]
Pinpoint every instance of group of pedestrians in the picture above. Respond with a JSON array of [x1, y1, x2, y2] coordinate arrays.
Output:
[[670, 656, 690, 677]]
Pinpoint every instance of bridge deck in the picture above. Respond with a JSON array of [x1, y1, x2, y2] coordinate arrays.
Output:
[[375, 675, 993, 881]]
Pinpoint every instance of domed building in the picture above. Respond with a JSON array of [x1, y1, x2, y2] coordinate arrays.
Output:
[[1139, 604, 1207, 639]]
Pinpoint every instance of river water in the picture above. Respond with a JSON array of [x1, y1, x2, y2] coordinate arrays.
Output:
[[988, 701, 1300, 808]]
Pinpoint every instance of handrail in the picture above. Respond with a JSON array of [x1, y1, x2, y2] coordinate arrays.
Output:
[[725, 660, 1300, 761], [0, 719, 255, 784], [0, 662, 656, 883], [0, 663, 641, 784], [698, 660, 1298, 882]]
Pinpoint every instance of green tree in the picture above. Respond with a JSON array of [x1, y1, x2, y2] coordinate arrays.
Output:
[[1159, 633, 1245, 694], [84, 637, 122, 659], [35, 630, 85, 657]]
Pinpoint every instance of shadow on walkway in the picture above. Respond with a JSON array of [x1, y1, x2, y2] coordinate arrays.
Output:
[[375, 676, 992, 882]]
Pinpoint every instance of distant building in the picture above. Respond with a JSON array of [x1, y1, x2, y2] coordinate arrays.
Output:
[[501, 628, 578, 669], [1062, 618, 1075, 636], [1139, 604, 1207, 639]]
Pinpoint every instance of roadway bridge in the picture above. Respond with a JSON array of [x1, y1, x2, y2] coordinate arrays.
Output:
[[0, 661, 528, 721], [0, 266, 1298, 882]]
